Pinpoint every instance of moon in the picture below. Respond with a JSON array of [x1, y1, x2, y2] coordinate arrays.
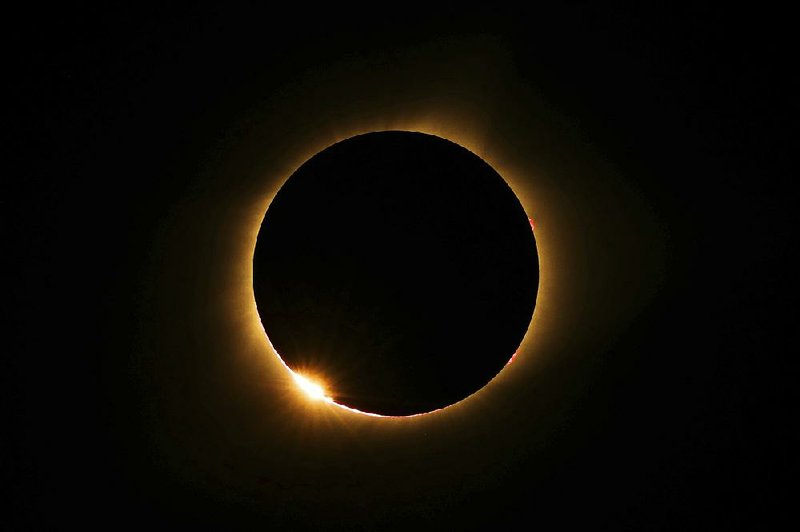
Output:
[[253, 131, 539, 416]]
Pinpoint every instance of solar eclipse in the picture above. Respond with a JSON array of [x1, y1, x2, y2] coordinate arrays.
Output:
[[253, 131, 539, 416], [20, 6, 778, 528], [124, 38, 668, 528]]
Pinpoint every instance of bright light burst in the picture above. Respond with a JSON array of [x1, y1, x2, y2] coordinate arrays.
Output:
[[293, 373, 331, 402]]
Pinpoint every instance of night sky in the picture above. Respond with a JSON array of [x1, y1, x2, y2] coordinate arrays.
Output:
[[6, 5, 792, 529]]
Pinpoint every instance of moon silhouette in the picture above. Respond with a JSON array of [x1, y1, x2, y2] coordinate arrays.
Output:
[[253, 131, 539, 416]]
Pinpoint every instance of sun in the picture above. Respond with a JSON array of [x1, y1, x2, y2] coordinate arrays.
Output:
[[292, 373, 332, 402]]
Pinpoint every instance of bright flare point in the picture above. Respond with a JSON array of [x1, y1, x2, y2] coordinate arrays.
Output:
[[293, 373, 330, 401]]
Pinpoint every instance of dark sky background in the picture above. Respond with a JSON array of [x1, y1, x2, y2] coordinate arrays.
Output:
[[6, 5, 793, 529]]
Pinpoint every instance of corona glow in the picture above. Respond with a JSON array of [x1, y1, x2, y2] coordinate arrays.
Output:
[[240, 119, 552, 422]]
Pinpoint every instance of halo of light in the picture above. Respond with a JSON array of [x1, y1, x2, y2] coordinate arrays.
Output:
[[249, 127, 545, 419]]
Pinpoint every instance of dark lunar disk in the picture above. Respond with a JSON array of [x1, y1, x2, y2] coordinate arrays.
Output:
[[253, 131, 538, 416]]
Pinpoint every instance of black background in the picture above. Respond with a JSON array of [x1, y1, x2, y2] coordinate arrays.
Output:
[[6, 5, 792, 529]]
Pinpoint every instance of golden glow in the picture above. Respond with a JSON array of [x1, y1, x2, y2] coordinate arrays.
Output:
[[125, 45, 675, 522], [293, 373, 332, 402], [243, 123, 546, 420], [129, 44, 671, 515], [141, 41, 667, 480]]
